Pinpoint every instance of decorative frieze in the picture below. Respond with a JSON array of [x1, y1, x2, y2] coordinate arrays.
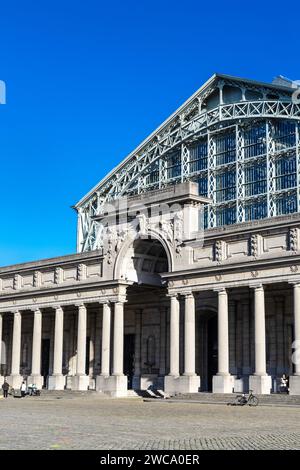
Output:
[[289, 227, 299, 252], [250, 234, 262, 258], [33, 271, 41, 288], [54, 267, 63, 284], [214, 240, 226, 263], [13, 274, 21, 290], [77, 263, 87, 281]]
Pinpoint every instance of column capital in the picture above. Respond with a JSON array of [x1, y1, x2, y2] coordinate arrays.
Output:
[[167, 292, 178, 299], [75, 302, 87, 309], [214, 287, 227, 294], [112, 297, 127, 305], [289, 280, 300, 287], [32, 308, 42, 314], [249, 283, 264, 291], [53, 305, 64, 311], [181, 291, 194, 299], [11, 310, 21, 316]]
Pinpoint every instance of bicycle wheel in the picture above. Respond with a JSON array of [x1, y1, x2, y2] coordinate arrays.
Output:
[[249, 396, 259, 406]]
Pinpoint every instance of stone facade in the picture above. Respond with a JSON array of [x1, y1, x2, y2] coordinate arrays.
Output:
[[0, 182, 300, 396]]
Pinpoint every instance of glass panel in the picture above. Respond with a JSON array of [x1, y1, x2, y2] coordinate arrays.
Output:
[[243, 124, 266, 159], [215, 170, 236, 202], [276, 193, 297, 215], [190, 140, 208, 172], [215, 132, 236, 166], [275, 154, 297, 190], [272, 121, 296, 152], [166, 151, 181, 179], [198, 176, 208, 197], [244, 162, 267, 196], [216, 205, 236, 226], [245, 199, 267, 221]]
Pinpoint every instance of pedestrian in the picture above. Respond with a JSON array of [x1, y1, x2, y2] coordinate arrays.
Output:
[[20, 381, 27, 398], [279, 374, 289, 394], [2, 380, 9, 398]]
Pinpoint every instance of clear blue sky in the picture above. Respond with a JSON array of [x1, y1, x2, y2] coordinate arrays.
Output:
[[0, 0, 299, 266]]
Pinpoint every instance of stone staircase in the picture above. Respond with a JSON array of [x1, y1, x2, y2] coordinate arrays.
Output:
[[28, 389, 108, 400], [165, 392, 300, 406]]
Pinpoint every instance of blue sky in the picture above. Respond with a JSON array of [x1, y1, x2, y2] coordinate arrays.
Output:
[[0, 0, 299, 266]]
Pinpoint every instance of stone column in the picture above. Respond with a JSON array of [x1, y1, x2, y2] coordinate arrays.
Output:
[[113, 301, 124, 376], [289, 284, 300, 394], [169, 294, 180, 376], [8, 311, 23, 388], [242, 301, 251, 375], [132, 309, 142, 390], [28, 309, 43, 389], [72, 303, 89, 390], [181, 292, 200, 393], [159, 307, 167, 376], [107, 300, 127, 397], [164, 294, 180, 394], [249, 285, 271, 394], [101, 302, 111, 376], [48, 306, 65, 390], [0, 313, 4, 386], [213, 289, 234, 393]]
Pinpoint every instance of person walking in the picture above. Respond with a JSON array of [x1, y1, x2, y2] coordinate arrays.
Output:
[[2, 380, 9, 398], [20, 381, 27, 398]]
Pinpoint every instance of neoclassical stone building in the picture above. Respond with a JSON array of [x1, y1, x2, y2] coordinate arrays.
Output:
[[1, 73, 300, 396]]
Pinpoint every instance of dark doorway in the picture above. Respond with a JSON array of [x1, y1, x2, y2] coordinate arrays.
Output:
[[41, 339, 50, 388], [124, 334, 135, 389], [207, 316, 218, 392], [85, 336, 90, 375]]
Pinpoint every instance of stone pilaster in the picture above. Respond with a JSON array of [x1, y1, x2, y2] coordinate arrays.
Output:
[[249, 285, 272, 394], [72, 303, 89, 391], [289, 284, 300, 395], [48, 306, 65, 390], [7, 311, 23, 389], [213, 289, 234, 393], [28, 309, 43, 390]]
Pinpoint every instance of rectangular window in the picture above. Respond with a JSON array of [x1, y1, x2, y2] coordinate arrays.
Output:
[[243, 124, 266, 159], [190, 140, 208, 172], [216, 205, 236, 226], [244, 162, 267, 196], [245, 199, 267, 221], [215, 170, 236, 202], [166, 151, 181, 180], [276, 193, 297, 215], [215, 132, 236, 166], [198, 176, 208, 197], [272, 121, 296, 152], [275, 154, 297, 190]]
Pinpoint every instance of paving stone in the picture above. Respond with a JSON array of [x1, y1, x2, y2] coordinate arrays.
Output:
[[0, 395, 300, 450]]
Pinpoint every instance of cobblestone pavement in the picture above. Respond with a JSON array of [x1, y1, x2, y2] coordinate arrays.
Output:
[[1, 395, 300, 450]]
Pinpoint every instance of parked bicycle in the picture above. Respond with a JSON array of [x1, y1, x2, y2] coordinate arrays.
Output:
[[230, 390, 259, 406]]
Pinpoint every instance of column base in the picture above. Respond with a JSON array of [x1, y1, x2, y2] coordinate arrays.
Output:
[[7, 375, 23, 389], [213, 374, 234, 393], [132, 374, 164, 391], [27, 375, 43, 390], [249, 375, 272, 395], [48, 374, 65, 390], [164, 375, 200, 395], [289, 376, 300, 395], [71, 374, 89, 391], [96, 375, 128, 397]]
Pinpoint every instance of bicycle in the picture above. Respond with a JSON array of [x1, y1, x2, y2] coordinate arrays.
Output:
[[232, 390, 259, 406]]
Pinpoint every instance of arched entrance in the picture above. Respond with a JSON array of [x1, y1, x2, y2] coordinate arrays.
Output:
[[116, 236, 170, 391]]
